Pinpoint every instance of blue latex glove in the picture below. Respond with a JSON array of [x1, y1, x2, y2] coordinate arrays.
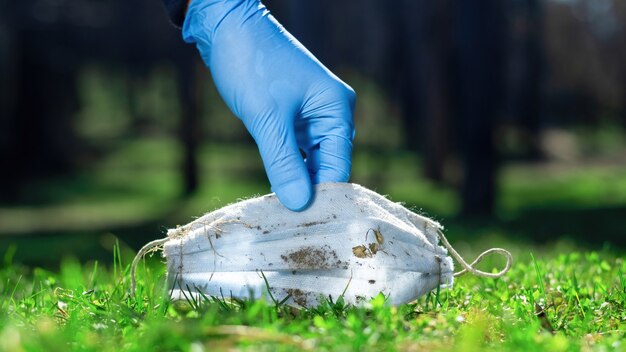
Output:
[[182, 0, 356, 211]]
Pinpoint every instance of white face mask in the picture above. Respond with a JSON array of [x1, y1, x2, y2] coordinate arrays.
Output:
[[132, 183, 511, 306]]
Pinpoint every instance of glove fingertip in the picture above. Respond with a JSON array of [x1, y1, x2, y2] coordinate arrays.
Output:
[[273, 178, 313, 212]]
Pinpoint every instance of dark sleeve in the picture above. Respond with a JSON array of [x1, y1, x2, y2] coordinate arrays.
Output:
[[162, 0, 188, 28]]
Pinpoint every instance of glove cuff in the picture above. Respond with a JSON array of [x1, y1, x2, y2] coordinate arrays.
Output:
[[162, 0, 189, 28]]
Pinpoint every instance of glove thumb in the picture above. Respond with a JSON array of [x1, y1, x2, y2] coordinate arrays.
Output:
[[255, 121, 313, 212]]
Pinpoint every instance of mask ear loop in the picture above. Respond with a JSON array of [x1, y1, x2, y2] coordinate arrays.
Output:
[[436, 229, 513, 278], [131, 237, 169, 296]]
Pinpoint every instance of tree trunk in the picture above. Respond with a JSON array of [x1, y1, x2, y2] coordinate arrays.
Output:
[[179, 58, 200, 196], [455, 0, 506, 216], [519, 0, 545, 160]]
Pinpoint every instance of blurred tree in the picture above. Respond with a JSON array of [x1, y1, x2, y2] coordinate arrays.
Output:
[[515, 0, 544, 160], [0, 0, 200, 202], [411, 0, 454, 182], [545, 0, 625, 126], [180, 59, 200, 195], [454, 0, 506, 216], [0, 2, 19, 201], [5, 1, 80, 202]]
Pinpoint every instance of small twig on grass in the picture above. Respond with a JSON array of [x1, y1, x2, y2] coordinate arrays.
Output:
[[534, 303, 556, 334]]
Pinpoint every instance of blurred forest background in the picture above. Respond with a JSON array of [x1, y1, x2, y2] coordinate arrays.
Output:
[[0, 0, 625, 264]]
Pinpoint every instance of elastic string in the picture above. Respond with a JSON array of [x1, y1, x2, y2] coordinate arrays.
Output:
[[131, 237, 169, 296], [436, 229, 512, 278]]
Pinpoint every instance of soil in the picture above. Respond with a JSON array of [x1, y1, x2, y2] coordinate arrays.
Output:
[[280, 245, 343, 269], [297, 220, 329, 228], [286, 288, 309, 306]]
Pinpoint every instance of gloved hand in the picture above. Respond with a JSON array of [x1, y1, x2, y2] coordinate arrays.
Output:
[[182, 0, 356, 211]]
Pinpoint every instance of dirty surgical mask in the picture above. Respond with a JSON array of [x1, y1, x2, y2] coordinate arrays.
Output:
[[132, 183, 512, 306]]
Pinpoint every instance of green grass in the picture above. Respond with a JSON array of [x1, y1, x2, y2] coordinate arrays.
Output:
[[1, 241, 625, 351]]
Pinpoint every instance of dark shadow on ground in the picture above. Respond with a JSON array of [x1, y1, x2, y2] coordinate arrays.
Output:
[[443, 205, 626, 248]]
